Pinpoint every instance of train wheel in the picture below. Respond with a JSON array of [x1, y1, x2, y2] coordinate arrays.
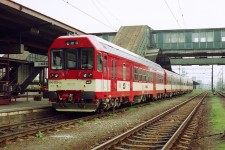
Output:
[[141, 96, 147, 103], [96, 101, 105, 114], [110, 99, 116, 112], [98, 108, 104, 114], [115, 98, 121, 108]]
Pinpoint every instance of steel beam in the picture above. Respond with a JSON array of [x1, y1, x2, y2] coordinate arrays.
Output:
[[170, 58, 225, 65], [0, 0, 85, 34]]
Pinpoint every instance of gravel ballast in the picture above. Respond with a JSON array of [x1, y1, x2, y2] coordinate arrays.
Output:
[[3, 93, 200, 150]]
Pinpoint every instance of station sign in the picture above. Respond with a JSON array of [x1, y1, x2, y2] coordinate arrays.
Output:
[[34, 61, 48, 67]]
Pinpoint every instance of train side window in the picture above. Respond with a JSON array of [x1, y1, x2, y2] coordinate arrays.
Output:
[[153, 73, 156, 83], [104, 56, 107, 72], [159, 74, 161, 83], [130, 66, 132, 80], [134, 67, 138, 81], [123, 63, 126, 80], [146, 71, 149, 82], [97, 53, 102, 72], [143, 70, 146, 82], [139, 68, 142, 82], [159, 74, 163, 83], [161, 75, 163, 83], [149, 72, 152, 82], [112, 60, 116, 79]]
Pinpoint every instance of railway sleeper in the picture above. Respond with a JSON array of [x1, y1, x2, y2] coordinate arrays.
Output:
[[120, 142, 164, 149], [180, 137, 192, 141], [176, 144, 189, 149], [179, 140, 190, 144], [132, 135, 169, 141], [140, 130, 174, 135], [127, 138, 167, 145], [134, 135, 171, 141]]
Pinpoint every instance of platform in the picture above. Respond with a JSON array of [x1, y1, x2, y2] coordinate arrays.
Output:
[[0, 92, 53, 125]]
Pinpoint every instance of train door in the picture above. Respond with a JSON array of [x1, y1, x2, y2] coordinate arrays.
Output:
[[129, 63, 133, 101], [153, 72, 156, 91], [111, 58, 117, 97], [153, 72, 157, 98], [129, 64, 133, 93], [102, 54, 109, 94]]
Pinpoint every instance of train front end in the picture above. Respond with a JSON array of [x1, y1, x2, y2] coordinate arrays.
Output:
[[48, 35, 100, 112]]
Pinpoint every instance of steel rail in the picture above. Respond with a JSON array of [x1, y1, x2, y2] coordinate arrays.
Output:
[[0, 114, 67, 131], [0, 101, 151, 146], [92, 92, 204, 150], [162, 93, 207, 150]]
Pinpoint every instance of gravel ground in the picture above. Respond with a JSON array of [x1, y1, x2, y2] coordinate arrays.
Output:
[[2, 92, 201, 150], [190, 92, 225, 150], [190, 92, 212, 150]]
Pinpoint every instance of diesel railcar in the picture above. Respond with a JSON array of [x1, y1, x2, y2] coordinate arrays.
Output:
[[47, 35, 193, 112]]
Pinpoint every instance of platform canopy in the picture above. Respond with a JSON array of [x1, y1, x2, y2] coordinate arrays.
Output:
[[0, 0, 86, 55]]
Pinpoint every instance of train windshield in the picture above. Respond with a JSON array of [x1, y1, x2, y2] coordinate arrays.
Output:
[[51, 48, 94, 70], [51, 49, 63, 70]]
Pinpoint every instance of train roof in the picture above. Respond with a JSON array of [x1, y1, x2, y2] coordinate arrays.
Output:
[[95, 36, 164, 72], [58, 35, 164, 72]]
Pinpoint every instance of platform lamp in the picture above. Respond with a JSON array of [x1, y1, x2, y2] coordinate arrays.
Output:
[[222, 65, 224, 90]]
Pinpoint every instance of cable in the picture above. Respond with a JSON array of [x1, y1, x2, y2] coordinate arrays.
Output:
[[163, 0, 182, 29], [95, 0, 124, 27], [177, 0, 187, 28], [92, 0, 117, 31], [61, 0, 116, 31]]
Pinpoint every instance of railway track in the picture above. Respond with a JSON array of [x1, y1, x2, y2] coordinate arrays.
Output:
[[217, 91, 225, 97], [92, 92, 207, 150], [0, 101, 152, 147]]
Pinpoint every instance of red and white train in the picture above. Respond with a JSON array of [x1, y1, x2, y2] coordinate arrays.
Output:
[[47, 35, 193, 112]]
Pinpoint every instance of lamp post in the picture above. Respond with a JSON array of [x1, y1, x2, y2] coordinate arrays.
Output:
[[222, 65, 224, 90], [212, 64, 214, 92]]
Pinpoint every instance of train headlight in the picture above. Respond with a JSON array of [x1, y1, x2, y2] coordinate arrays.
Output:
[[83, 73, 87, 78], [50, 73, 54, 78], [88, 73, 93, 78], [54, 73, 59, 78]]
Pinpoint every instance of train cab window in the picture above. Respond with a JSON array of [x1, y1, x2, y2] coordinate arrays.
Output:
[[123, 63, 126, 80], [103, 56, 107, 72], [139, 68, 142, 82], [65, 49, 77, 69], [51, 49, 63, 70], [81, 48, 94, 70], [134, 67, 138, 81], [97, 53, 102, 72]]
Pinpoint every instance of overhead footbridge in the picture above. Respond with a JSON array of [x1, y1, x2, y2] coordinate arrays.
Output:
[[95, 26, 225, 66], [95, 26, 172, 71]]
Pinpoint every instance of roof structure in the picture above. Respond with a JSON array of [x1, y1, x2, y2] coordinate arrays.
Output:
[[0, 0, 86, 55]]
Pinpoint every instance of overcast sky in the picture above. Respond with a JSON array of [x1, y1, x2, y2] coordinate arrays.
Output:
[[13, 0, 225, 33], [9, 0, 225, 87]]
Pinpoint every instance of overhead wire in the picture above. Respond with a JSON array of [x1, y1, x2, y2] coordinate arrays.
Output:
[[61, 0, 116, 31], [163, 0, 182, 29], [91, 0, 117, 31], [177, 0, 187, 28], [95, 0, 124, 28]]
